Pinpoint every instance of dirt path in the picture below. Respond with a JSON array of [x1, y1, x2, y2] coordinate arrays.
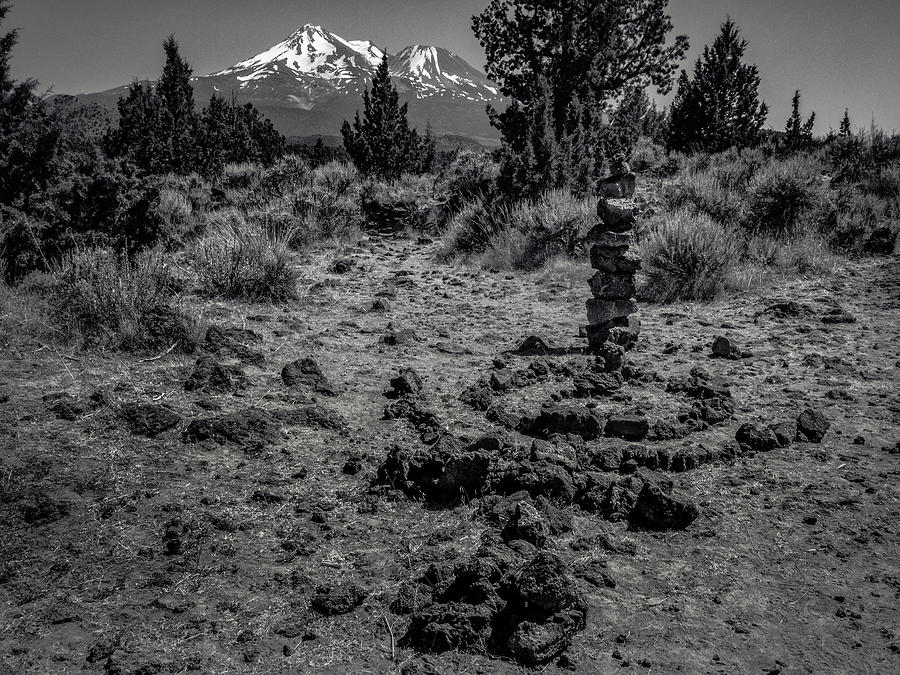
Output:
[[0, 240, 897, 674]]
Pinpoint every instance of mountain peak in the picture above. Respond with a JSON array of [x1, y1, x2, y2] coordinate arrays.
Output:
[[211, 25, 499, 104]]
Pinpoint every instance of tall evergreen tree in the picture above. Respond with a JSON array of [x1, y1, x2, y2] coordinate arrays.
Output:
[[341, 54, 433, 179], [667, 19, 768, 153], [783, 89, 816, 151], [839, 108, 852, 137], [0, 0, 39, 203], [156, 36, 198, 173], [473, 0, 688, 196]]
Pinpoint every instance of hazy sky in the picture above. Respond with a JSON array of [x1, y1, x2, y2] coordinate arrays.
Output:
[[8, 0, 900, 132]]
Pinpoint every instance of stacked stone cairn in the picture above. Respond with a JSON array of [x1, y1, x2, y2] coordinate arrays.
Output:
[[585, 162, 641, 360]]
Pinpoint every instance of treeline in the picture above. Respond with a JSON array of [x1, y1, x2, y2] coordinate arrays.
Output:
[[0, 0, 285, 281], [108, 37, 283, 177]]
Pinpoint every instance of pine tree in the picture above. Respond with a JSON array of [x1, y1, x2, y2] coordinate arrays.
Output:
[[473, 0, 688, 197], [156, 36, 198, 174], [839, 108, 852, 137], [341, 54, 431, 179], [784, 89, 816, 151], [0, 0, 39, 204], [667, 19, 768, 153]]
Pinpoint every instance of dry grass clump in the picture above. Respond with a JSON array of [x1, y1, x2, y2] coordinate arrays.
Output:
[[192, 210, 299, 302], [45, 248, 197, 352]]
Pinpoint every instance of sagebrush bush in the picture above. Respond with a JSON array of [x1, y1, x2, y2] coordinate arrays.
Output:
[[438, 198, 506, 258], [430, 150, 500, 228], [745, 232, 837, 277], [630, 138, 679, 176], [361, 175, 438, 233], [192, 211, 298, 302], [46, 248, 196, 352], [291, 164, 363, 247], [636, 210, 742, 302], [743, 157, 831, 235], [440, 189, 594, 270], [662, 171, 745, 225]]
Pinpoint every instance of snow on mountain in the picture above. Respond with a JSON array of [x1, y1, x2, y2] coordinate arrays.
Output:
[[209, 24, 500, 104], [390, 45, 499, 101]]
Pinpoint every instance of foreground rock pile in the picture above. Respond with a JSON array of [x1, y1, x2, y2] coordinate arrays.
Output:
[[374, 367, 708, 666], [586, 165, 641, 355]]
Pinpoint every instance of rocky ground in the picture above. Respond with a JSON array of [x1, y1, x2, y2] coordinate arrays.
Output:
[[0, 237, 898, 674]]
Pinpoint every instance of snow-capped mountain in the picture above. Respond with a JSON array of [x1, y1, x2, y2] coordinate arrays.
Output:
[[70, 24, 503, 140], [204, 25, 501, 107]]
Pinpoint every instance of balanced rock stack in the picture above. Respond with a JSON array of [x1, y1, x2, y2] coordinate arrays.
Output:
[[585, 163, 641, 355]]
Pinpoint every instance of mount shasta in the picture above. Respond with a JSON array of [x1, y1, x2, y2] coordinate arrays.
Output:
[[72, 24, 503, 141]]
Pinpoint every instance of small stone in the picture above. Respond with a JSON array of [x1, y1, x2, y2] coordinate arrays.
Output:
[[735, 422, 778, 452], [605, 415, 649, 441], [311, 583, 369, 616], [590, 248, 642, 274], [711, 336, 732, 358], [599, 171, 637, 199], [589, 272, 636, 300], [586, 299, 637, 325], [490, 370, 514, 392], [597, 200, 636, 232], [502, 501, 550, 548], [797, 409, 830, 443], [770, 421, 797, 448], [586, 229, 633, 248]]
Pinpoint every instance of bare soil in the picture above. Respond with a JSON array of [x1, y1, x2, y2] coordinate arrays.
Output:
[[1, 238, 898, 674]]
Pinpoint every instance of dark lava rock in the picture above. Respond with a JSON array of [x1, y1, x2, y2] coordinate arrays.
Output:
[[311, 583, 368, 616], [401, 602, 495, 652], [515, 335, 551, 356], [281, 357, 338, 396], [501, 552, 587, 665], [384, 396, 443, 441], [184, 356, 247, 394], [501, 502, 550, 548], [770, 420, 797, 448], [629, 482, 699, 531], [204, 326, 264, 366], [490, 369, 514, 392], [328, 257, 355, 274], [48, 395, 96, 421], [863, 226, 897, 255], [667, 367, 734, 426], [522, 404, 603, 441], [757, 300, 815, 321], [710, 335, 749, 360], [821, 307, 857, 324], [375, 437, 492, 503], [508, 621, 573, 666], [369, 297, 392, 313], [460, 379, 493, 411], [342, 456, 363, 475], [496, 461, 576, 506], [386, 368, 424, 399], [22, 491, 72, 526], [382, 323, 419, 346], [797, 408, 830, 443], [735, 422, 778, 452], [120, 403, 181, 437], [163, 517, 189, 555], [596, 198, 637, 233], [182, 409, 280, 448], [277, 406, 350, 435], [605, 415, 649, 441]]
